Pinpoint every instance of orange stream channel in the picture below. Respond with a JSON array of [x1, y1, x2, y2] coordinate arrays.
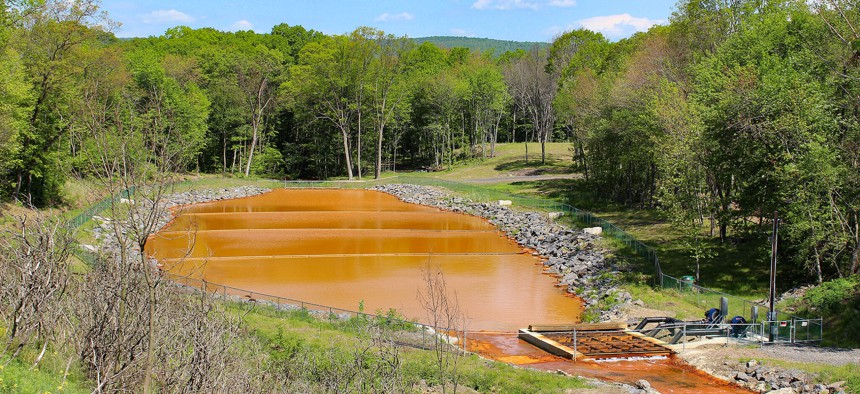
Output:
[[466, 333, 752, 394], [145, 189, 751, 392]]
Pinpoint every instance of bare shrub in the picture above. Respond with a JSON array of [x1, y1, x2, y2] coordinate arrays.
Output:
[[75, 251, 162, 392], [155, 287, 266, 393], [418, 260, 466, 393], [0, 212, 74, 366]]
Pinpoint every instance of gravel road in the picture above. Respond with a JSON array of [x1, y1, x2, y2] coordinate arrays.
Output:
[[739, 343, 860, 366]]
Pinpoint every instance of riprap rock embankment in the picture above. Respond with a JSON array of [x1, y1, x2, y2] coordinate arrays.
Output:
[[371, 183, 629, 320]]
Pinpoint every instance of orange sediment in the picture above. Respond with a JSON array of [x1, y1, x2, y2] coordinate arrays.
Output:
[[145, 189, 582, 331]]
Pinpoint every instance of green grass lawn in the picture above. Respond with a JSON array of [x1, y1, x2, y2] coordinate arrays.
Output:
[[431, 142, 576, 180], [471, 177, 771, 299], [0, 344, 90, 394]]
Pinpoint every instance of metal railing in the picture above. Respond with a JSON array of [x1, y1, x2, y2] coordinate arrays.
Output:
[[634, 319, 823, 351], [763, 318, 823, 344]]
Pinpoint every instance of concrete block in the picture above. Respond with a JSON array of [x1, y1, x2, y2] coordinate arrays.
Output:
[[583, 227, 603, 235]]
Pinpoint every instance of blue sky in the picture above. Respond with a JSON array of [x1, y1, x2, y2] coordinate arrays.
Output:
[[102, 0, 679, 42]]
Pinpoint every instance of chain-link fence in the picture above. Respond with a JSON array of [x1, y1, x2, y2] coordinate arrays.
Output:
[[163, 272, 469, 353], [763, 318, 823, 344], [67, 187, 135, 229], [661, 273, 773, 323]]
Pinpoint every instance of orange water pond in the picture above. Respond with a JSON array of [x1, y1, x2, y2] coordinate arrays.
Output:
[[145, 189, 583, 330]]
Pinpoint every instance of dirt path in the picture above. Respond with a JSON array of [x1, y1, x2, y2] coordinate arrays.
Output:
[[681, 343, 860, 367]]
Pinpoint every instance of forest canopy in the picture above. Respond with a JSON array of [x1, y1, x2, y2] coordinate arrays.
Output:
[[1, 0, 859, 283]]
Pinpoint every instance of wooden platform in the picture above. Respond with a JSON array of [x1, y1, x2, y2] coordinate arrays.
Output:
[[518, 324, 673, 361]]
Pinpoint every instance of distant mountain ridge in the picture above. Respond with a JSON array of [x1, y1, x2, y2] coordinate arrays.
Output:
[[412, 36, 549, 54]]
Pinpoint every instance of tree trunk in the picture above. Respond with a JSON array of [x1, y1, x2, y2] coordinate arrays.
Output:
[[478, 117, 485, 159], [709, 213, 716, 238], [491, 113, 501, 158], [243, 123, 258, 177], [813, 244, 824, 284], [511, 111, 517, 143], [341, 127, 354, 180], [244, 77, 271, 177], [524, 128, 530, 163], [357, 109, 362, 180], [852, 219, 859, 274], [540, 135, 546, 164], [375, 122, 384, 179], [222, 131, 227, 175]]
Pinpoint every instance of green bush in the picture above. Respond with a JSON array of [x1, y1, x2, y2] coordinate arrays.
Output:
[[803, 276, 859, 313]]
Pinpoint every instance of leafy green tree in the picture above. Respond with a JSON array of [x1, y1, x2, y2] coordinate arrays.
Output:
[[10, 0, 111, 205], [369, 32, 412, 179], [0, 4, 32, 197], [458, 56, 509, 158], [127, 49, 211, 170], [503, 47, 557, 164], [812, 0, 860, 275], [288, 35, 359, 179], [234, 45, 283, 176], [650, 78, 712, 282]]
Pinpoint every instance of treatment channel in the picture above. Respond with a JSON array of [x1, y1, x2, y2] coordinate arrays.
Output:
[[145, 188, 751, 393]]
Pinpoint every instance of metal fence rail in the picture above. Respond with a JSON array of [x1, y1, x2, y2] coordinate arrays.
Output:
[[633, 319, 823, 350], [163, 272, 469, 353]]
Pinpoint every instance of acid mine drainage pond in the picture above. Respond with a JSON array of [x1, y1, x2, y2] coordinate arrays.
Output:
[[145, 188, 582, 330], [145, 188, 751, 393]]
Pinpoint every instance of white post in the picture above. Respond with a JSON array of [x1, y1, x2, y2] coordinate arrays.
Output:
[[682, 324, 687, 352]]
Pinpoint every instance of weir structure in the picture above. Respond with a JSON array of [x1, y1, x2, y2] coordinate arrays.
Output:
[[518, 323, 673, 361]]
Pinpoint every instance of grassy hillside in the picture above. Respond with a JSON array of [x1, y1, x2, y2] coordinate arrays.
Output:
[[429, 143, 770, 298], [412, 36, 549, 55]]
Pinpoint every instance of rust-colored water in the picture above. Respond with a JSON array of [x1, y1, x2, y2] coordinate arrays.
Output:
[[146, 189, 582, 330], [466, 333, 754, 394]]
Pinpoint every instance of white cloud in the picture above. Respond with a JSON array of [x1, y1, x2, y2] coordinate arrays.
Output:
[[471, 0, 539, 10], [577, 13, 664, 38], [375, 12, 415, 22], [230, 20, 254, 31], [450, 28, 476, 37], [140, 9, 195, 24], [548, 0, 576, 7]]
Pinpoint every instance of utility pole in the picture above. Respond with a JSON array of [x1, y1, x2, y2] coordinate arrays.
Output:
[[768, 210, 780, 342]]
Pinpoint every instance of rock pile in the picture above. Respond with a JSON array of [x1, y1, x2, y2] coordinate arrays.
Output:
[[689, 357, 846, 394], [89, 186, 270, 262], [151, 186, 270, 231], [370, 184, 628, 320]]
